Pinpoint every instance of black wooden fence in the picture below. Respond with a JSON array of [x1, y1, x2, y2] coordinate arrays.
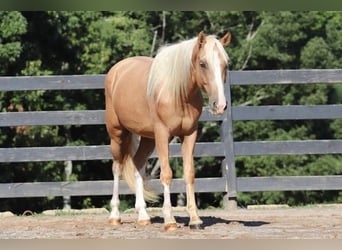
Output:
[[1, 69, 342, 209]]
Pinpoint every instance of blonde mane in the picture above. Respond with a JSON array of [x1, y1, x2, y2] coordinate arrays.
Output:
[[147, 37, 196, 104], [146, 35, 228, 104]]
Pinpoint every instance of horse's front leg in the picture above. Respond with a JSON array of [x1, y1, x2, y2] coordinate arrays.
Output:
[[181, 130, 203, 229], [155, 127, 178, 231]]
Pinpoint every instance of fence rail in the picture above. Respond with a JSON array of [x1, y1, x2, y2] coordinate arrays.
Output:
[[1, 69, 341, 208], [1, 105, 342, 127], [2, 69, 342, 91]]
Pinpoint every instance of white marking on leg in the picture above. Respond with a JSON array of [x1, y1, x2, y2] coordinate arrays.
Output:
[[135, 167, 150, 222], [162, 184, 176, 224], [109, 162, 121, 221]]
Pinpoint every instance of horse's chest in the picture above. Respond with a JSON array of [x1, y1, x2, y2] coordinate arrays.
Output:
[[160, 109, 200, 136], [155, 94, 203, 136], [180, 116, 199, 133]]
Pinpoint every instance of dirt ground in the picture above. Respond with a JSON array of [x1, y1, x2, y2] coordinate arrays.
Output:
[[0, 205, 341, 239]]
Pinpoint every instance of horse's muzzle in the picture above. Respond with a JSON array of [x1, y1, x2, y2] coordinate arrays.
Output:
[[212, 101, 227, 115]]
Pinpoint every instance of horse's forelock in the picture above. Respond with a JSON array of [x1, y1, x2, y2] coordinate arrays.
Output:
[[205, 36, 229, 66]]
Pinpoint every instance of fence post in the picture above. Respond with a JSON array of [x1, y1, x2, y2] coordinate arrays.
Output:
[[63, 160, 72, 209], [221, 74, 238, 210]]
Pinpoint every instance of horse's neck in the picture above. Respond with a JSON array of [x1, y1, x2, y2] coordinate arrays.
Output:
[[181, 83, 203, 111]]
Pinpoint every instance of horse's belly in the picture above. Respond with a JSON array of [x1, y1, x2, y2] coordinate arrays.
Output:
[[113, 94, 155, 138], [119, 109, 155, 138]]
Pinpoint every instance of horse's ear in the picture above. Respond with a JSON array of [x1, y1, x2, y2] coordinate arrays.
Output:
[[220, 32, 231, 47], [197, 31, 206, 48]]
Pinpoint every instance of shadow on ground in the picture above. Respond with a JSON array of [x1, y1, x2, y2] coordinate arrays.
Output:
[[151, 215, 270, 229]]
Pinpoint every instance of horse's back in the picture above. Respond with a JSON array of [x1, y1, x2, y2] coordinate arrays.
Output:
[[105, 56, 152, 93], [105, 56, 155, 138]]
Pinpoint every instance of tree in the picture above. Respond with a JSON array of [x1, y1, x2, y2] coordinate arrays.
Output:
[[230, 11, 342, 206], [0, 11, 27, 75]]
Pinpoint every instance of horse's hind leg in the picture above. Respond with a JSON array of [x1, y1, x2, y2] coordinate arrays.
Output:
[[108, 131, 131, 225], [108, 160, 122, 225], [133, 136, 156, 226]]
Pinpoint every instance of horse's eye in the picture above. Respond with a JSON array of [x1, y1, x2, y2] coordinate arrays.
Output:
[[199, 60, 207, 69]]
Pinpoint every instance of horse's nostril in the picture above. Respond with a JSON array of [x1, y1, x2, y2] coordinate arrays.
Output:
[[224, 101, 227, 110], [213, 101, 217, 108]]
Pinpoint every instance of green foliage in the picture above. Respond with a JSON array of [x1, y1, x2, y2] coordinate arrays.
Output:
[[80, 12, 153, 73], [300, 37, 335, 68], [1, 11, 341, 213], [0, 11, 27, 75], [330, 119, 342, 139]]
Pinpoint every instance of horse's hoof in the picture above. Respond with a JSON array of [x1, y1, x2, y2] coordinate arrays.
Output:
[[189, 223, 204, 230], [108, 218, 122, 226], [136, 219, 151, 226], [164, 223, 178, 231]]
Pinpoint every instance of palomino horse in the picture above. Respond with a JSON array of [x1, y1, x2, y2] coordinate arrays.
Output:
[[105, 31, 231, 231]]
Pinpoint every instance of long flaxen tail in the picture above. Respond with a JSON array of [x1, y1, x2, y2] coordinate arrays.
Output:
[[121, 133, 159, 202]]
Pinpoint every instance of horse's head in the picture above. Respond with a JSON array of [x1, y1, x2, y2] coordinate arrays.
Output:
[[191, 31, 231, 115]]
